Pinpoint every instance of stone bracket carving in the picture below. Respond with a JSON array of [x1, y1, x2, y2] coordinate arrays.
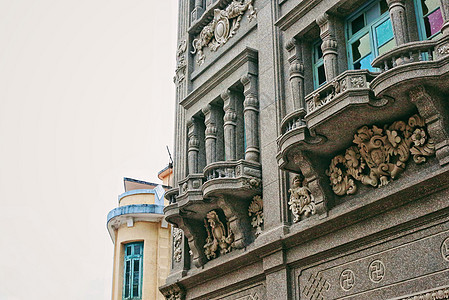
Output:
[[327, 114, 435, 196], [191, 0, 257, 65], [409, 86, 449, 166], [291, 151, 330, 218], [161, 283, 185, 300]]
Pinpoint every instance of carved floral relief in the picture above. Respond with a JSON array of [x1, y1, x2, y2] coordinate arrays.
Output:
[[248, 195, 263, 235], [174, 40, 187, 85], [173, 227, 183, 263], [289, 174, 316, 223], [204, 210, 234, 259], [191, 0, 257, 65], [327, 114, 435, 196]]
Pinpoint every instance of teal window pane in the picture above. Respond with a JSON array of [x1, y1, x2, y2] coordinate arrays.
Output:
[[317, 64, 326, 85], [366, 3, 381, 25], [124, 260, 131, 298], [315, 43, 323, 60], [126, 246, 131, 256], [134, 244, 141, 255], [378, 38, 395, 55], [354, 53, 373, 70], [352, 14, 365, 35], [132, 260, 140, 297], [352, 33, 371, 62], [424, 8, 443, 37], [421, 0, 440, 15], [376, 19, 394, 46]]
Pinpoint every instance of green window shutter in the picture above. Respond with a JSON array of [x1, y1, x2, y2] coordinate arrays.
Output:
[[123, 242, 143, 300]]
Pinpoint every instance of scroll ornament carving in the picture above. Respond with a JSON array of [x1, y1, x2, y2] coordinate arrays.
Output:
[[173, 227, 183, 263], [248, 195, 263, 235], [243, 177, 261, 189], [437, 43, 449, 55], [174, 40, 187, 85], [288, 174, 316, 223], [191, 0, 257, 65], [204, 210, 234, 260], [327, 114, 435, 196], [166, 291, 183, 300]]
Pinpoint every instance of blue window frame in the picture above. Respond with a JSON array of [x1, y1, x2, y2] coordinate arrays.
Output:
[[313, 40, 326, 89], [414, 0, 443, 40], [346, 0, 395, 71], [123, 242, 143, 300]]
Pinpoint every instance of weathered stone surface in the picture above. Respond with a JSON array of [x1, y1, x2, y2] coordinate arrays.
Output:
[[162, 0, 449, 299]]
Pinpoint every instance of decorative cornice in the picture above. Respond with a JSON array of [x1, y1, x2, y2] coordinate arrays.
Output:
[[275, 0, 321, 31]]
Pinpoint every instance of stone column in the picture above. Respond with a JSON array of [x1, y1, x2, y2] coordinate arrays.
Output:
[[202, 104, 218, 165], [285, 38, 306, 118], [241, 74, 260, 162], [187, 119, 200, 174], [221, 89, 238, 161], [439, 0, 449, 35], [191, 0, 204, 23], [386, 0, 410, 45], [317, 13, 339, 82]]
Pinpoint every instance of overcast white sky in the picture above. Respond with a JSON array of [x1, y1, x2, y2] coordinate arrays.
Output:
[[0, 1, 178, 299]]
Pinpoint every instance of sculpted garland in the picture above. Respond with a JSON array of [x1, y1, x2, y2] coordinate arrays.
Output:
[[172, 227, 183, 263], [191, 0, 257, 65], [204, 210, 234, 260], [327, 114, 435, 196]]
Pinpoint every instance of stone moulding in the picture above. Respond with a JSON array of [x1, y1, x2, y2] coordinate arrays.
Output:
[[394, 286, 449, 300], [327, 114, 435, 196], [191, 0, 257, 66]]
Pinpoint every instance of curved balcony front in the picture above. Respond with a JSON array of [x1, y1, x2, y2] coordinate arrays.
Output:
[[371, 36, 449, 99], [202, 159, 262, 198], [277, 70, 399, 173]]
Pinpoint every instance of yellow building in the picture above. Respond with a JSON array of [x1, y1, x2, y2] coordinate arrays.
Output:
[[107, 166, 173, 300]]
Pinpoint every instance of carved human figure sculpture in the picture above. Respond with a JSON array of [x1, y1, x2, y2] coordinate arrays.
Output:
[[288, 174, 316, 223]]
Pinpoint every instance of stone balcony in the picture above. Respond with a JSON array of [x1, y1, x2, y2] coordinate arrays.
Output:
[[276, 69, 396, 173], [202, 159, 262, 198], [164, 159, 261, 267], [371, 35, 449, 99]]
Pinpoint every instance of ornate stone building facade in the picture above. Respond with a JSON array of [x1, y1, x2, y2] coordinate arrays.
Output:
[[162, 0, 449, 299]]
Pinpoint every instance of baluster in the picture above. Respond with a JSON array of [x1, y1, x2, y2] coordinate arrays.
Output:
[[428, 48, 433, 61], [418, 50, 423, 61], [409, 51, 414, 62], [392, 57, 397, 67], [384, 60, 389, 71]]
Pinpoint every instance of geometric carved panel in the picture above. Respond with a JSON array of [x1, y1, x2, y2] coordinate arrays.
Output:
[[297, 226, 449, 299]]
